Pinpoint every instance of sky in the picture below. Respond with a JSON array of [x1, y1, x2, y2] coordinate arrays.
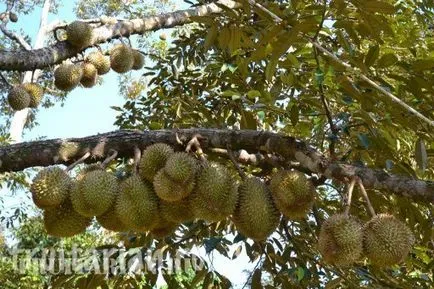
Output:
[[0, 1, 256, 287]]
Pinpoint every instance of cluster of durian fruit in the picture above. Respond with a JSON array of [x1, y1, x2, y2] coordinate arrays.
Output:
[[7, 21, 144, 111], [318, 212, 414, 267], [30, 143, 316, 242]]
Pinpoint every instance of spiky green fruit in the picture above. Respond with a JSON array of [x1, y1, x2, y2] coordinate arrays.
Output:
[[66, 21, 93, 48], [80, 62, 98, 88], [54, 64, 83, 91], [232, 178, 280, 241], [110, 44, 134, 73], [132, 50, 144, 70], [115, 175, 159, 231], [153, 169, 195, 202], [363, 214, 414, 267], [160, 198, 195, 223], [269, 170, 315, 219], [96, 204, 128, 232], [70, 170, 118, 217], [22, 83, 43, 108], [44, 201, 92, 237], [8, 86, 31, 110], [31, 167, 71, 209], [139, 143, 174, 182], [86, 51, 110, 75], [164, 152, 197, 183], [191, 163, 238, 222], [318, 214, 363, 266], [149, 216, 178, 239]]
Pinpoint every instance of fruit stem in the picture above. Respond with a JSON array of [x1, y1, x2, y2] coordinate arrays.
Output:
[[185, 134, 207, 162], [343, 177, 356, 216], [65, 152, 91, 171], [133, 146, 141, 174], [227, 144, 247, 180], [357, 178, 376, 217], [101, 149, 118, 169]]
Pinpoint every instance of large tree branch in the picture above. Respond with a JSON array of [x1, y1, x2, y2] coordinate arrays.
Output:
[[0, 0, 239, 71], [0, 129, 432, 203]]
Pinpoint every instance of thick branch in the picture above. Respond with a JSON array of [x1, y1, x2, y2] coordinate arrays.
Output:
[[0, 129, 432, 203], [0, 0, 239, 71]]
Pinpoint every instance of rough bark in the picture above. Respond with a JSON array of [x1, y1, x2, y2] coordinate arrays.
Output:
[[0, 129, 432, 203], [0, 0, 239, 71]]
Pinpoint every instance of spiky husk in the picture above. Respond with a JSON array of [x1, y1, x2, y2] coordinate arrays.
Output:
[[160, 198, 195, 223], [66, 21, 93, 48], [31, 167, 71, 209], [70, 170, 118, 217], [153, 170, 195, 202], [76, 164, 103, 181], [191, 163, 238, 222], [138, 143, 174, 182], [115, 175, 159, 231], [8, 86, 31, 110], [149, 216, 178, 239], [96, 204, 129, 232], [132, 50, 145, 70], [164, 152, 197, 183], [44, 201, 92, 237], [232, 178, 280, 241], [318, 214, 363, 266], [54, 64, 83, 91], [86, 51, 110, 75], [269, 170, 315, 219], [363, 214, 414, 267], [22, 83, 43, 108], [110, 44, 134, 73], [80, 62, 98, 88]]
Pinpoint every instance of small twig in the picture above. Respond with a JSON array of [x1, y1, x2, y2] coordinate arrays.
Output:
[[226, 145, 246, 180], [0, 23, 31, 50], [357, 177, 376, 217], [343, 177, 356, 216], [66, 152, 91, 171], [175, 132, 183, 145], [185, 134, 207, 162], [101, 149, 118, 168], [133, 146, 141, 174]]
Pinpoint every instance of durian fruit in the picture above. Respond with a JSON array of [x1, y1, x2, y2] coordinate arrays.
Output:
[[160, 198, 195, 223], [76, 164, 103, 181], [153, 169, 195, 202], [54, 64, 83, 91], [191, 163, 238, 222], [70, 170, 118, 217], [149, 216, 178, 239], [66, 21, 93, 48], [164, 152, 197, 184], [363, 214, 414, 267], [132, 50, 144, 70], [318, 214, 363, 266], [8, 85, 31, 110], [80, 62, 98, 88], [232, 178, 280, 241], [115, 175, 159, 231], [110, 44, 134, 73], [96, 204, 128, 232], [269, 170, 315, 219], [44, 201, 92, 237], [138, 143, 174, 182], [30, 167, 72, 209], [86, 51, 110, 75], [22, 83, 44, 108]]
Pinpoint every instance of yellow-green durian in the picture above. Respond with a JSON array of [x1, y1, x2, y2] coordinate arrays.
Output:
[[138, 143, 174, 182], [110, 44, 134, 73], [66, 21, 93, 48], [8, 85, 31, 110], [31, 166, 71, 209], [44, 201, 92, 237], [54, 64, 83, 91]]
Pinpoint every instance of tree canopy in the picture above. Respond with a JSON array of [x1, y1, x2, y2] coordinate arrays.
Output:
[[0, 0, 433, 288]]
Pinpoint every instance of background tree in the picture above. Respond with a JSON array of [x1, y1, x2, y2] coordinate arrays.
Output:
[[0, 0, 432, 288]]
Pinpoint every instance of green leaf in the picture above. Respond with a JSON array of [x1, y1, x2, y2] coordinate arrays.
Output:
[[290, 105, 299, 125], [415, 138, 428, 171], [358, 133, 370, 149], [362, 1, 396, 14], [247, 90, 262, 99], [364, 45, 380, 67], [240, 111, 257, 130], [377, 53, 398, 67], [251, 269, 262, 289], [204, 24, 218, 50], [412, 59, 434, 71]]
